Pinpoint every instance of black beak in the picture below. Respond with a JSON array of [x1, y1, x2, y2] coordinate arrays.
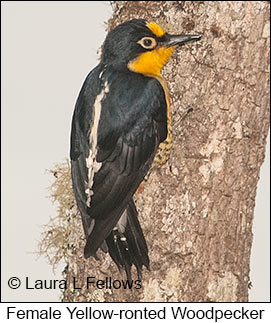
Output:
[[163, 34, 201, 47]]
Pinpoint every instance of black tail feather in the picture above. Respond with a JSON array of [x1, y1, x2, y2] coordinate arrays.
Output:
[[105, 199, 149, 281]]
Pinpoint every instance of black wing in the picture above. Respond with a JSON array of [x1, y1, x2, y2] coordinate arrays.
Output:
[[70, 65, 167, 257]]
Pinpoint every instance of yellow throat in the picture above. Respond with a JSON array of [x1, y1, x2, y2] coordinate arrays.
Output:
[[128, 22, 175, 77]]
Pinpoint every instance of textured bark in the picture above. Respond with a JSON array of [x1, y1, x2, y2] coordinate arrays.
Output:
[[61, 1, 269, 302]]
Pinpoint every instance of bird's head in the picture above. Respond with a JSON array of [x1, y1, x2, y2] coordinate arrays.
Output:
[[102, 19, 201, 77]]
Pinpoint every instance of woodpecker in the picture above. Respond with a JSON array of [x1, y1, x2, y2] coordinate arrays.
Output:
[[70, 19, 201, 280]]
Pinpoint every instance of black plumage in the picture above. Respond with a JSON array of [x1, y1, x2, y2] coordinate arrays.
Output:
[[70, 60, 167, 279], [70, 19, 201, 280]]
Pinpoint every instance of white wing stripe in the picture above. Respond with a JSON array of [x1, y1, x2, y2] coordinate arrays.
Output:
[[85, 80, 109, 206]]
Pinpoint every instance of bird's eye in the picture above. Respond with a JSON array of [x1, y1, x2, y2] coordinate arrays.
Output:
[[137, 37, 157, 49], [143, 38, 152, 47]]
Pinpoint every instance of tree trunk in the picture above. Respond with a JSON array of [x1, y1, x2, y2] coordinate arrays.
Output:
[[51, 1, 270, 302]]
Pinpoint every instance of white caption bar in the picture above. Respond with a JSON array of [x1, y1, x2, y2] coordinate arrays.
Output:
[[0, 302, 270, 323]]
